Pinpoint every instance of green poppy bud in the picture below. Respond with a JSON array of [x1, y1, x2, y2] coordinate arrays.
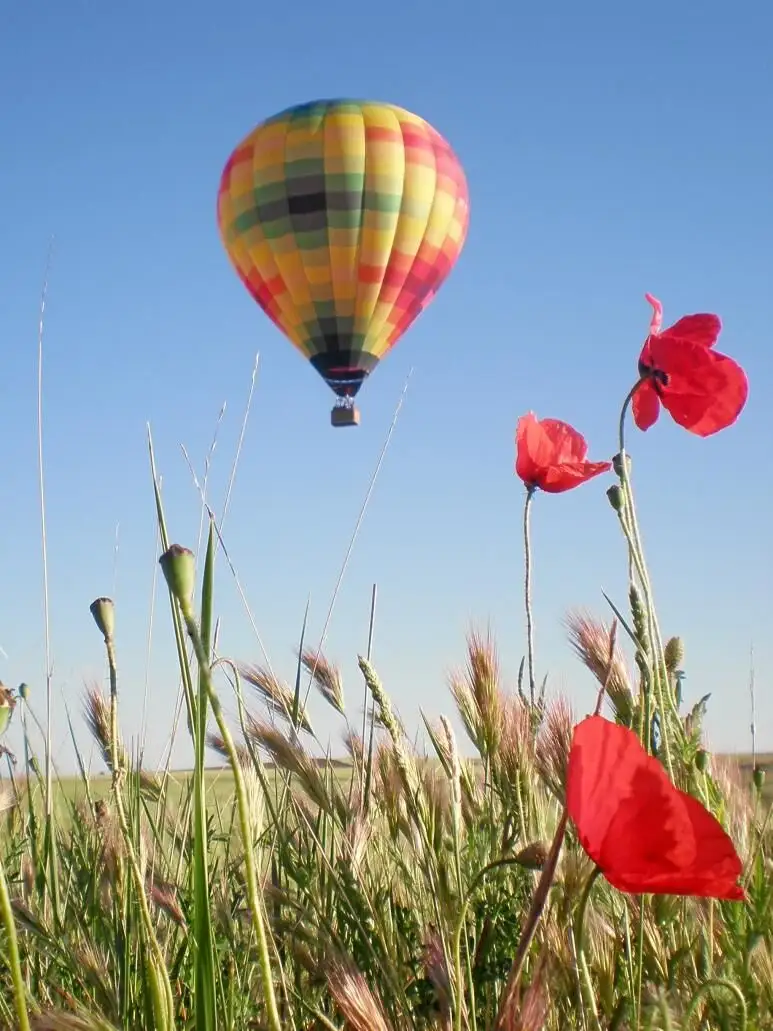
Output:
[[606, 485, 625, 512], [753, 767, 766, 791], [90, 597, 115, 641], [695, 749, 709, 773], [159, 545, 196, 610], [18, 683, 30, 702], [612, 452, 632, 478]]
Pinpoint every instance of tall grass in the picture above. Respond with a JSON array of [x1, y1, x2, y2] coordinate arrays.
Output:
[[0, 346, 769, 1031], [1, 594, 769, 1030]]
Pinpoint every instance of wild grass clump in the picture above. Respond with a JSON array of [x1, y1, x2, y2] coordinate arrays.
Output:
[[0, 293, 768, 1031]]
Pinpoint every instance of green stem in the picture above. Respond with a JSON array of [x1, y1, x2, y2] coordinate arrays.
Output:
[[636, 899, 644, 1031], [105, 637, 175, 1030], [574, 867, 602, 1030], [616, 384, 675, 778], [181, 603, 284, 1031], [0, 851, 30, 1031], [523, 486, 537, 706], [683, 979, 747, 1030]]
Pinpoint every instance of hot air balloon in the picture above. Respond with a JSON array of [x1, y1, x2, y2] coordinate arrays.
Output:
[[217, 99, 469, 426]]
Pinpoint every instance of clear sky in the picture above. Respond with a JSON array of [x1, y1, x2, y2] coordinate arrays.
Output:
[[1, 0, 770, 773]]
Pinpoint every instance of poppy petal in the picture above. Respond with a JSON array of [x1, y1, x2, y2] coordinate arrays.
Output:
[[516, 414, 611, 492], [538, 419, 590, 464], [645, 338, 748, 436], [644, 293, 663, 335], [567, 716, 744, 900], [661, 314, 722, 350], [536, 460, 612, 494], [632, 381, 661, 431], [515, 413, 545, 484]]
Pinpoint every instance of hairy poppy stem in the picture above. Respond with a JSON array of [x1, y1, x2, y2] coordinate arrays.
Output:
[[616, 382, 676, 779], [523, 485, 537, 706], [574, 867, 603, 1029], [496, 806, 568, 1024]]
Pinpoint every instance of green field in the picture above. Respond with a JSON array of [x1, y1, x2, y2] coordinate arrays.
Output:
[[45, 750, 773, 807]]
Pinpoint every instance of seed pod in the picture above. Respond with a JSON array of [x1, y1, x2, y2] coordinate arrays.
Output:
[[159, 545, 196, 609], [90, 597, 115, 641], [607, 485, 625, 512], [514, 841, 549, 870], [612, 452, 632, 478]]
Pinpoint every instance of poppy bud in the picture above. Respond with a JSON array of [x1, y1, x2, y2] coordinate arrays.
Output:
[[159, 545, 196, 611], [90, 597, 115, 641], [753, 767, 766, 791], [664, 637, 684, 673], [695, 749, 709, 773], [612, 452, 632, 478], [606, 485, 625, 512], [18, 683, 30, 702], [514, 841, 549, 870]]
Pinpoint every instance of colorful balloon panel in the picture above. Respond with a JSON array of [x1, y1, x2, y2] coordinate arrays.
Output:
[[217, 99, 469, 398]]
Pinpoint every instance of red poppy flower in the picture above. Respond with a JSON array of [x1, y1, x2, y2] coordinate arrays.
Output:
[[515, 413, 611, 493], [632, 294, 748, 437], [566, 715, 744, 900]]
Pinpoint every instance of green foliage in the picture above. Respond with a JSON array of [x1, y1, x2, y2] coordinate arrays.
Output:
[[0, 410, 770, 1031]]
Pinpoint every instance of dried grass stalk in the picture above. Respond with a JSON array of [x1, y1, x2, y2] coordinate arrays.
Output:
[[324, 957, 393, 1031], [239, 662, 313, 733], [300, 647, 345, 715], [565, 610, 634, 724], [449, 628, 503, 759]]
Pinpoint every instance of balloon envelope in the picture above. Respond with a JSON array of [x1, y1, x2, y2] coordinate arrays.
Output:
[[217, 99, 469, 401]]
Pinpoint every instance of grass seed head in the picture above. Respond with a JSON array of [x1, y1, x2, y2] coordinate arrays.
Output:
[[325, 957, 394, 1031], [497, 955, 549, 1031], [535, 696, 574, 800], [565, 610, 634, 723], [83, 683, 126, 773], [449, 628, 503, 759], [664, 635, 685, 672], [496, 694, 536, 788], [240, 662, 313, 733], [300, 647, 345, 714], [149, 880, 187, 930]]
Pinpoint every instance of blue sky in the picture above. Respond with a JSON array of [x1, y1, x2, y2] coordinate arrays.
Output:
[[1, 0, 770, 773]]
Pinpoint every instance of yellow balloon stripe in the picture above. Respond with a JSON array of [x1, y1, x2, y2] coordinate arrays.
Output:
[[217, 99, 469, 397]]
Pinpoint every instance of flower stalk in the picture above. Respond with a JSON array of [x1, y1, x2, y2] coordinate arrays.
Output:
[[523, 485, 537, 705], [89, 597, 175, 1030], [159, 545, 284, 1031]]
